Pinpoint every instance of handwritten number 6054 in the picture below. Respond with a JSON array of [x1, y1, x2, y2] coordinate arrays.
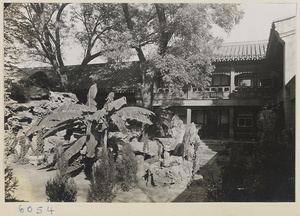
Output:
[[19, 205, 54, 215]]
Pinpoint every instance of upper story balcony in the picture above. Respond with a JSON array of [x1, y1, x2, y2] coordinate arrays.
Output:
[[154, 85, 273, 101]]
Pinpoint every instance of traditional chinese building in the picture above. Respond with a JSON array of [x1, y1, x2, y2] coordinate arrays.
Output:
[[12, 16, 295, 141], [153, 15, 296, 140]]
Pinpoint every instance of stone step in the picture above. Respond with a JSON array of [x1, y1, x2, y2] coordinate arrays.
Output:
[[201, 140, 227, 152]]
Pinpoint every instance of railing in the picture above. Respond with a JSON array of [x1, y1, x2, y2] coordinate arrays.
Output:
[[154, 86, 273, 100], [155, 86, 231, 100], [191, 86, 230, 99], [232, 86, 272, 98]]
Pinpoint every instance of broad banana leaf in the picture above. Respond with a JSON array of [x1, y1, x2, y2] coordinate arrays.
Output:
[[26, 112, 83, 135], [86, 133, 98, 158], [55, 104, 94, 113], [41, 119, 83, 139], [87, 83, 98, 100], [86, 98, 97, 112], [115, 107, 154, 125], [91, 109, 106, 123], [61, 135, 86, 161], [110, 113, 128, 134], [106, 97, 127, 112], [60, 164, 84, 176]]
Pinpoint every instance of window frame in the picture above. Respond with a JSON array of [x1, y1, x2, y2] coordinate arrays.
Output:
[[238, 78, 253, 87], [237, 117, 253, 127], [212, 74, 230, 86]]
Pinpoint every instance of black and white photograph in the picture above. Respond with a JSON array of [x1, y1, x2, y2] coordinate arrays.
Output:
[[2, 1, 297, 213]]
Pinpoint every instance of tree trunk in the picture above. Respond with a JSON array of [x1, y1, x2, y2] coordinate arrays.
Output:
[[122, 4, 154, 109], [154, 4, 170, 56]]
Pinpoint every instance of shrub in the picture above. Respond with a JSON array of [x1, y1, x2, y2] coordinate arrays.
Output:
[[5, 166, 19, 202], [87, 150, 117, 202], [204, 175, 225, 202], [45, 174, 77, 202], [116, 143, 138, 191], [253, 108, 295, 201]]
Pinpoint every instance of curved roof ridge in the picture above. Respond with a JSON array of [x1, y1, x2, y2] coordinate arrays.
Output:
[[213, 40, 268, 62], [220, 40, 268, 46], [272, 15, 296, 24]]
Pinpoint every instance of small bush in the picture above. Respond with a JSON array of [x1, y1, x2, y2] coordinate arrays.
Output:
[[204, 175, 225, 202], [45, 174, 77, 202], [116, 143, 138, 191], [5, 166, 19, 202], [87, 150, 117, 202]]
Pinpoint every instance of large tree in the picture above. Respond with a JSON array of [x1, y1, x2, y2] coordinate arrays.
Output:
[[4, 3, 70, 88], [120, 3, 244, 108], [4, 3, 132, 90], [68, 3, 134, 86], [4, 3, 243, 107]]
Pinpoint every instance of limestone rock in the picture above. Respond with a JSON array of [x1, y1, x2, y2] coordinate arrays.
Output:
[[5, 101, 30, 113], [129, 139, 144, 154], [163, 151, 171, 167], [169, 115, 186, 144], [151, 164, 192, 189], [136, 161, 150, 179], [14, 144, 21, 156], [46, 153, 56, 165], [28, 86, 50, 100], [25, 147, 35, 160], [193, 174, 204, 181], [129, 139, 161, 157], [49, 91, 79, 108], [145, 140, 162, 156], [156, 138, 178, 152]]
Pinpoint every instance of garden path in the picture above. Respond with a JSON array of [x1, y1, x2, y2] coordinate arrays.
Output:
[[9, 139, 221, 202]]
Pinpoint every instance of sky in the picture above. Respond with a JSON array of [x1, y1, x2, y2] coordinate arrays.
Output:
[[217, 3, 296, 43], [67, 3, 297, 65], [17, 3, 297, 67]]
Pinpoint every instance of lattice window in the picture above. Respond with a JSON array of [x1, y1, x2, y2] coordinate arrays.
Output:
[[213, 74, 230, 86], [220, 109, 229, 124], [237, 110, 254, 127], [222, 75, 230, 85], [213, 75, 221, 85], [196, 110, 204, 124]]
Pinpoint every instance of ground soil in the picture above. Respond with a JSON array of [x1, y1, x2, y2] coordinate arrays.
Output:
[[8, 140, 220, 203], [9, 162, 186, 202]]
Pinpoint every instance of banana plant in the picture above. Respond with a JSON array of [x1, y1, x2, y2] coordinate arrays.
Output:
[[26, 84, 154, 176]]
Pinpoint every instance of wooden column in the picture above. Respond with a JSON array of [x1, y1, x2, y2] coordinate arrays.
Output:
[[230, 67, 235, 93], [187, 84, 192, 99], [187, 108, 192, 126], [229, 107, 234, 140]]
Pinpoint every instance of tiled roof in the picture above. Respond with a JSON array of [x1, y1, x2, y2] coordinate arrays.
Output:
[[213, 41, 268, 62], [76, 62, 142, 92], [18, 62, 143, 92]]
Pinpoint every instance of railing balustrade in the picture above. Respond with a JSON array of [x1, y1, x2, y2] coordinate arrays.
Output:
[[154, 86, 272, 100]]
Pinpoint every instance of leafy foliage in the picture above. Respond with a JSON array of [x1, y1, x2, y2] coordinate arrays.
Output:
[[120, 3, 244, 108], [87, 150, 117, 202], [45, 174, 77, 202], [26, 84, 154, 177], [252, 108, 295, 201], [5, 166, 19, 202], [204, 107, 295, 202], [5, 3, 244, 105], [116, 143, 138, 191]]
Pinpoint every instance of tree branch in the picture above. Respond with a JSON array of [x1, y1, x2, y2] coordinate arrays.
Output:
[[55, 3, 69, 67], [154, 4, 170, 56], [122, 3, 146, 62]]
